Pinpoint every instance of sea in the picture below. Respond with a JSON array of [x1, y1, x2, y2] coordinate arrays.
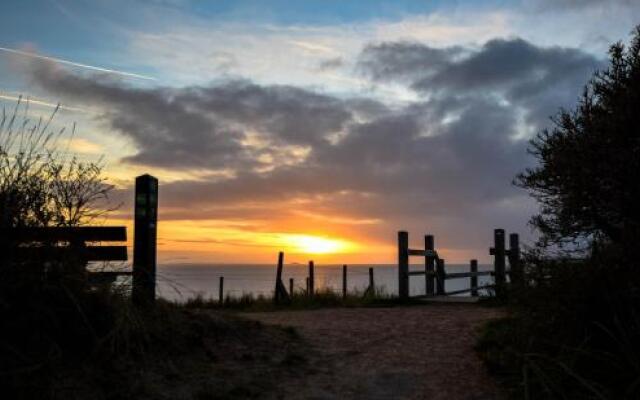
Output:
[[153, 263, 495, 302]]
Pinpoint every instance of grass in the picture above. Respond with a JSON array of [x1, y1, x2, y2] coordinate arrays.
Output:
[[0, 275, 309, 400], [181, 286, 427, 312]]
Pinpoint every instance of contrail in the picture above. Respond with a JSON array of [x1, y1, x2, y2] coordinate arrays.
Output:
[[0, 93, 88, 113], [0, 46, 156, 81]]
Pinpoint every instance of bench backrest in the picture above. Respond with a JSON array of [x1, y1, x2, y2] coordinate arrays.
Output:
[[2, 226, 127, 262]]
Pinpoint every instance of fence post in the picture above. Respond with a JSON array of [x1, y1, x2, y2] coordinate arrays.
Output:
[[274, 251, 289, 304], [308, 261, 315, 297], [219, 276, 224, 304], [342, 265, 347, 300], [368, 267, 375, 295], [436, 258, 446, 295], [508, 233, 522, 287], [132, 174, 158, 307], [274, 251, 283, 303], [398, 231, 409, 299], [470, 260, 478, 297], [289, 278, 294, 297], [425, 234, 435, 296], [490, 229, 506, 297]]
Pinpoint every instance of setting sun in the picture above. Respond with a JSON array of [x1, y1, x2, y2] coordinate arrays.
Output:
[[283, 234, 352, 255]]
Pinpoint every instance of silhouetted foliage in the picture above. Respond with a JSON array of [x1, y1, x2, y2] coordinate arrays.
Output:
[[480, 28, 640, 400], [0, 97, 115, 229], [516, 26, 640, 256], [0, 99, 303, 399]]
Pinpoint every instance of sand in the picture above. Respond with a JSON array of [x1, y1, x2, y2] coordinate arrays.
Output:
[[243, 304, 506, 400]]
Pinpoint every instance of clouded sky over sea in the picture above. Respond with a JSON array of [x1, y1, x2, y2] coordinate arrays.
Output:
[[1, 0, 638, 263]]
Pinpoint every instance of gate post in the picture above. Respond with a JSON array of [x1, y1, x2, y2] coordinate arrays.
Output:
[[425, 234, 435, 296], [132, 174, 158, 307], [398, 231, 409, 299], [436, 258, 446, 295], [490, 229, 506, 297], [508, 233, 522, 287], [470, 259, 478, 297]]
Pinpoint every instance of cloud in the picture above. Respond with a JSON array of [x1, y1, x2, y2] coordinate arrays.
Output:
[[318, 57, 344, 71], [16, 36, 600, 256], [527, 0, 637, 11], [358, 38, 603, 128]]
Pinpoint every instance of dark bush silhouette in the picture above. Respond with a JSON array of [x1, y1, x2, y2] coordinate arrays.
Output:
[[480, 27, 640, 400], [516, 26, 640, 257]]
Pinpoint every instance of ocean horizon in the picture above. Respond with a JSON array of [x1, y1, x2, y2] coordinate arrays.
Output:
[[154, 263, 495, 302]]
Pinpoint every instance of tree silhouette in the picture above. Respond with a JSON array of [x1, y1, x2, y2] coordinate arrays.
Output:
[[517, 26, 640, 257]]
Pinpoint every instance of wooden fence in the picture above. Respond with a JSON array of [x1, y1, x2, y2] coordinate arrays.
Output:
[[397, 229, 521, 300], [270, 254, 376, 305]]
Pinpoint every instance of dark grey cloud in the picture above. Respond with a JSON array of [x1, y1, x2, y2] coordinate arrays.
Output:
[[358, 38, 603, 127], [18, 37, 599, 254], [318, 57, 344, 71], [358, 42, 464, 84], [26, 61, 356, 170]]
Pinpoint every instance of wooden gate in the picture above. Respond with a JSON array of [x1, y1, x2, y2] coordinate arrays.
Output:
[[397, 229, 521, 300]]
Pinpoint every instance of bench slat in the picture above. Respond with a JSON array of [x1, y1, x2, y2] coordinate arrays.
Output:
[[11, 246, 128, 261], [2, 227, 126, 242]]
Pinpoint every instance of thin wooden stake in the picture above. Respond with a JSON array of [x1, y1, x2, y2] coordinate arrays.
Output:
[[368, 267, 375, 294], [274, 251, 289, 303], [308, 260, 315, 297], [342, 264, 347, 300], [219, 276, 224, 304], [289, 277, 294, 297]]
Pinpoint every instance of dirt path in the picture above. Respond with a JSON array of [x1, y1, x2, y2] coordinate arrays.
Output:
[[243, 304, 505, 400]]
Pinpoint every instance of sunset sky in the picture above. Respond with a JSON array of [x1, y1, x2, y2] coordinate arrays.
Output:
[[1, 0, 638, 264]]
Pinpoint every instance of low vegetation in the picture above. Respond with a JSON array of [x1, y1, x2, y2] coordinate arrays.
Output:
[[182, 286, 406, 312], [0, 280, 308, 400], [0, 100, 308, 399]]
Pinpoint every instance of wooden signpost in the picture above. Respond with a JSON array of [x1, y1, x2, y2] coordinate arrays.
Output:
[[132, 174, 158, 307]]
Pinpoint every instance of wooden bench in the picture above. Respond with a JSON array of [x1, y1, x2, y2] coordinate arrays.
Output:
[[1, 226, 129, 283]]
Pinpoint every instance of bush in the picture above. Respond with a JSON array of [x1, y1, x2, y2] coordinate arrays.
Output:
[[477, 251, 640, 399]]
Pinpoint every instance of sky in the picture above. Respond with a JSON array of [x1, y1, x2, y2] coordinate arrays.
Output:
[[1, 0, 639, 264]]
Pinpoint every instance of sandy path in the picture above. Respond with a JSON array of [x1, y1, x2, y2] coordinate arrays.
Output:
[[244, 305, 505, 400]]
